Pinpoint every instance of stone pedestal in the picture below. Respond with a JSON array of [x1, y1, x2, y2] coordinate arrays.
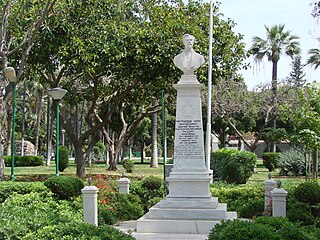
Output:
[[271, 188, 288, 217], [119, 177, 130, 194], [264, 178, 276, 214], [81, 186, 99, 226], [136, 75, 236, 234]]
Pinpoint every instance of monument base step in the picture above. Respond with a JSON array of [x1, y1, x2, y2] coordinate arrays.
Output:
[[136, 212, 237, 234]]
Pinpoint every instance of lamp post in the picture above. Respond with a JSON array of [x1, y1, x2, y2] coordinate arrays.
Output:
[[61, 129, 66, 146], [4, 67, 17, 181], [48, 87, 67, 176]]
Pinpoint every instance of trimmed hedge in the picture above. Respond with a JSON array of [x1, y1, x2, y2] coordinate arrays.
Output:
[[208, 217, 320, 240], [4, 155, 43, 167], [211, 149, 257, 183], [58, 146, 69, 172], [0, 181, 48, 203], [262, 152, 280, 172], [44, 176, 84, 200]]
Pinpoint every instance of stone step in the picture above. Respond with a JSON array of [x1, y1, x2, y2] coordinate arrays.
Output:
[[136, 211, 237, 234], [148, 203, 228, 220]]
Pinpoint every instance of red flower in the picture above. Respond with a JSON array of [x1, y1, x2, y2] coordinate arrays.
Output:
[[101, 199, 107, 205]]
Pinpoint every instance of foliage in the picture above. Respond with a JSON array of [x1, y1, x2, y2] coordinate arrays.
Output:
[[23, 222, 135, 240], [262, 152, 280, 172], [211, 149, 257, 183], [122, 159, 134, 173], [58, 146, 69, 172], [278, 149, 306, 176], [4, 155, 43, 167], [293, 181, 320, 210], [0, 192, 83, 239], [279, 82, 320, 151], [93, 175, 143, 222], [208, 217, 320, 240], [130, 176, 164, 212], [93, 140, 106, 162], [44, 176, 84, 200], [0, 181, 48, 203], [210, 183, 264, 218]]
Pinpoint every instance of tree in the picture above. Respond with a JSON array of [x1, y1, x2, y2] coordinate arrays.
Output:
[[288, 56, 306, 87], [307, 48, 320, 69], [0, 0, 56, 180], [249, 24, 301, 152], [279, 82, 320, 179], [26, 0, 247, 179]]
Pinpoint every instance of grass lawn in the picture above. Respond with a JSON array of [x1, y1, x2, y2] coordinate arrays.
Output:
[[3, 157, 305, 183]]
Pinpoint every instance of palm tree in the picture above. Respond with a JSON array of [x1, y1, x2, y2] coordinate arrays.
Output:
[[307, 48, 320, 69], [250, 24, 300, 151]]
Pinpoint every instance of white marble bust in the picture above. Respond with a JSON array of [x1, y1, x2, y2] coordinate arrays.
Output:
[[173, 34, 205, 75]]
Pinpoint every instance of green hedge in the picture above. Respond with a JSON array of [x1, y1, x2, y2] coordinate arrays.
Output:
[[262, 152, 280, 172], [211, 149, 257, 184], [4, 155, 43, 167], [208, 217, 320, 240], [44, 176, 84, 200], [0, 181, 48, 203]]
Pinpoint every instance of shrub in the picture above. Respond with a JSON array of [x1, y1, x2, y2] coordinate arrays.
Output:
[[130, 176, 164, 212], [237, 197, 264, 218], [278, 149, 305, 176], [208, 217, 320, 240], [122, 159, 134, 173], [23, 222, 135, 240], [262, 152, 280, 172], [44, 176, 84, 200], [0, 192, 83, 239], [0, 182, 48, 203], [98, 205, 116, 225], [4, 155, 43, 166], [211, 149, 257, 183], [293, 181, 320, 211], [58, 146, 69, 172]]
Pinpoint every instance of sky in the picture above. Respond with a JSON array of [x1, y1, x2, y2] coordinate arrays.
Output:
[[216, 0, 319, 89]]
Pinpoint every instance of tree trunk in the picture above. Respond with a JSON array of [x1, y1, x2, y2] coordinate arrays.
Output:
[[46, 95, 52, 166], [140, 140, 144, 164], [75, 141, 86, 179], [21, 79, 27, 156], [34, 90, 43, 156], [150, 98, 158, 168], [270, 59, 278, 152], [108, 131, 118, 171]]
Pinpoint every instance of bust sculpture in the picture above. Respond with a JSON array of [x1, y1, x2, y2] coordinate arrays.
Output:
[[173, 34, 205, 75]]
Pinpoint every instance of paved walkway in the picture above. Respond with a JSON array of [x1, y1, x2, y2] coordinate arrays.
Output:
[[114, 221, 209, 240]]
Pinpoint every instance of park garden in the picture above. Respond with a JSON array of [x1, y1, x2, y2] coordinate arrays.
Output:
[[1, 0, 320, 239]]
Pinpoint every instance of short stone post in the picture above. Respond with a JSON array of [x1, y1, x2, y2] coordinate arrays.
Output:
[[271, 180, 288, 217], [264, 173, 276, 215], [119, 177, 130, 194], [81, 180, 99, 226]]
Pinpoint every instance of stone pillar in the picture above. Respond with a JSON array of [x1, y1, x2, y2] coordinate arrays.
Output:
[[119, 177, 130, 194], [264, 175, 276, 214], [271, 187, 288, 217], [81, 185, 99, 226]]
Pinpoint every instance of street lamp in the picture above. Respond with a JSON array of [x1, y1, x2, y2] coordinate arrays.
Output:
[[61, 129, 66, 146], [4, 67, 17, 181], [48, 87, 67, 176]]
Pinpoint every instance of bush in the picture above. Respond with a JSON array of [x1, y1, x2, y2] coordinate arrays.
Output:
[[211, 149, 257, 184], [44, 176, 84, 200], [0, 192, 83, 239], [293, 181, 320, 210], [237, 198, 264, 218], [278, 149, 305, 176], [0, 182, 48, 203], [130, 176, 164, 212], [208, 217, 320, 240], [58, 146, 69, 172], [122, 159, 134, 173], [24, 222, 135, 240], [4, 155, 43, 167], [262, 152, 280, 172]]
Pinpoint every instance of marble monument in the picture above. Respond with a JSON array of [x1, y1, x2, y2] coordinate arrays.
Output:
[[136, 34, 236, 234]]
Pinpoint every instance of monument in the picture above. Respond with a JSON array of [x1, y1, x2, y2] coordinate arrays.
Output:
[[136, 34, 236, 234]]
